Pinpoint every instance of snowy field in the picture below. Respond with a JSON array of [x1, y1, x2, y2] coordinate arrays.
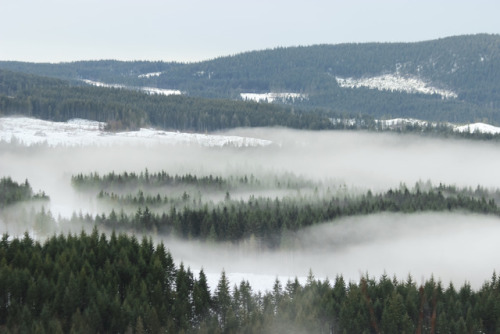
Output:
[[0, 117, 272, 147], [336, 74, 458, 99], [2, 116, 498, 149]]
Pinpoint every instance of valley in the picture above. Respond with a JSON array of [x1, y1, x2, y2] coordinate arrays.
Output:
[[2, 34, 500, 332]]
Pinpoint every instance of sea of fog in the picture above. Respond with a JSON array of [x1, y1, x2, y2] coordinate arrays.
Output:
[[173, 212, 500, 292], [2, 121, 500, 291]]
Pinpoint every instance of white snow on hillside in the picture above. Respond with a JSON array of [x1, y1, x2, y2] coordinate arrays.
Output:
[[82, 79, 124, 89], [377, 118, 500, 135], [454, 122, 500, 135], [138, 72, 162, 78], [377, 118, 431, 128], [0, 117, 272, 148], [336, 74, 458, 99], [82, 79, 182, 96], [141, 87, 182, 96], [241, 92, 308, 103]]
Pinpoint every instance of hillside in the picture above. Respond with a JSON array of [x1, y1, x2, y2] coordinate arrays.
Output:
[[0, 69, 336, 131], [1, 34, 500, 124]]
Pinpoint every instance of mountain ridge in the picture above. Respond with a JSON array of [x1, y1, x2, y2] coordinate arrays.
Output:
[[1, 34, 500, 124]]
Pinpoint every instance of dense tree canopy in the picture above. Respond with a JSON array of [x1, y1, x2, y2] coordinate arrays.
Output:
[[1, 231, 500, 333], [0, 177, 48, 207], [66, 171, 500, 246], [0, 69, 337, 131], [2, 34, 500, 124]]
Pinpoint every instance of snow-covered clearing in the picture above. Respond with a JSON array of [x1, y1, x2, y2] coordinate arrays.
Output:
[[82, 79, 124, 89], [378, 118, 429, 127], [0, 117, 272, 148], [377, 118, 500, 135], [138, 72, 162, 78], [454, 122, 500, 135], [141, 87, 182, 96], [82, 79, 182, 96], [241, 92, 308, 103], [336, 74, 458, 99]]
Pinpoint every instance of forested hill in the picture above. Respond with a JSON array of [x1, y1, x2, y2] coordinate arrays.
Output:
[[0, 69, 336, 131], [1, 34, 500, 124]]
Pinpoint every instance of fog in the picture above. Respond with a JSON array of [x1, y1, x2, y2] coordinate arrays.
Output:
[[2, 128, 500, 291], [166, 212, 500, 291]]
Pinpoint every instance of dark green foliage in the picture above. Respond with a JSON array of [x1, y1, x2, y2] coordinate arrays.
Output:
[[2, 34, 500, 125], [0, 69, 335, 132], [0, 230, 203, 333], [0, 177, 49, 207], [2, 231, 500, 333], [64, 179, 500, 246], [72, 169, 229, 192], [4, 65, 500, 138]]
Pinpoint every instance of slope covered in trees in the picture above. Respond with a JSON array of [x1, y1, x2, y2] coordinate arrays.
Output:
[[0, 69, 341, 131], [2, 34, 500, 124], [1, 231, 500, 333]]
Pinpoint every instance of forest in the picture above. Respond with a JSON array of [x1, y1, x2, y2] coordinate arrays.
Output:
[[3, 69, 500, 141], [2, 165, 500, 332], [1, 230, 499, 333], [0, 69, 336, 132], [3, 33, 500, 333], [65, 170, 500, 246], [2, 34, 500, 124], [0, 177, 49, 208]]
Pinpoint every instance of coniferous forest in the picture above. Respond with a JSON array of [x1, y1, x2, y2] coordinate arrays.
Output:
[[3, 34, 500, 333], [2, 169, 500, 333], [2, 230, 500, 333]]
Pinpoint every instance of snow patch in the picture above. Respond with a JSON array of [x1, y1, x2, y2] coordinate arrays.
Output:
[[138, 72, 162, 78], [336, 74, 458, 99], [241, 92, 308, 103], [0, 117, 272, 148], [82, 79, 124, 89], [82, 79, 182, 96], [377, 118, 430, 128], [141, 87, 182, 96], [330, 118, 358, 127], [377, 118, 500, 135], [454, 123, 500, 135]]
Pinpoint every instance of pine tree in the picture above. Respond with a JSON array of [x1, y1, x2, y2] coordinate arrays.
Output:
[[193, 269, 212, 326], [214, 270, 231, 331]]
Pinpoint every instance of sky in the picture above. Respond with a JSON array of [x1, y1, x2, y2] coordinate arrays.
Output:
[[1, 0, 500, 63]]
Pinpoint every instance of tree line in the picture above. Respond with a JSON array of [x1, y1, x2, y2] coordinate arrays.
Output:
[[1, 230, 500, 333], [4, 68, 500, 138], [0, 69, 336, 132], [0, 177, 48, 208], [72, 170, 318, 195], [72, 170, 229, 192], [68, 185, 499, 247]]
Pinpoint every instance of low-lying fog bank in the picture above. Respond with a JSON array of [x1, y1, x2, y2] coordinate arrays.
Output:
[[162, 212, 500, 292], [2, 128, 500, 218], [2, 127, 500, 292], [1, 211, 498, 292], [220, 127, 500, 191]]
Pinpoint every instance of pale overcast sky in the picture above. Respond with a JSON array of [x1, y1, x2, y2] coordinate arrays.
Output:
[[1, 0, 499, 63]]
